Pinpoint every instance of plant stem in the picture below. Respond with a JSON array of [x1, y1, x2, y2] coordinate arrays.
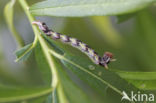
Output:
[[18, 0, 71, 102], [18, 0, 58, 88]]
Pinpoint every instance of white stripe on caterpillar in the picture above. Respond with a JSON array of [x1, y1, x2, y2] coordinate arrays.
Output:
[[32, 21, 116, 69]]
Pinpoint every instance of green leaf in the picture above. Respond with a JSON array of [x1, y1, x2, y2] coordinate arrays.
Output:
[[56, 60, 93, 103], [35, 42, 52, 86], [4, 0, 24, 47], [115, 70, 156, 90], [35, 43, 92, 103], [15, 43, 34, 62], [30, 0, 155, 17], [48, 49, 140, 102], [0, 86, 52, 103]]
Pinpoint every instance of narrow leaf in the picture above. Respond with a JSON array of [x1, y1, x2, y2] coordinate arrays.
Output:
[[0, 86, 52, 103], [48, 49, 140, 102], [30, 0, 155, 17], [15, 43, 33, 62], [56, 59, 92, 103], [115, 70, 156, 90], [35, 43, 52, 85], [35, 43, 92, 103]]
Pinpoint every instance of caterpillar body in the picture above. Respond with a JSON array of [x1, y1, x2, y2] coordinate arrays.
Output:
[[32, 21, 115, 69]]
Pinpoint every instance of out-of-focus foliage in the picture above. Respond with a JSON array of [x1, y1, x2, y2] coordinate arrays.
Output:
[[4, 0, 25, 47], [1, 0, 156, 103]]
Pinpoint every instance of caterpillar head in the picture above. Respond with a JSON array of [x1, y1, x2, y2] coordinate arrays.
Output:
[[100, 52, 116, 69]]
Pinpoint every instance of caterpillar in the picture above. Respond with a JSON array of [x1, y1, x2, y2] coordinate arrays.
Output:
[[32, 21, 116, 69]]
